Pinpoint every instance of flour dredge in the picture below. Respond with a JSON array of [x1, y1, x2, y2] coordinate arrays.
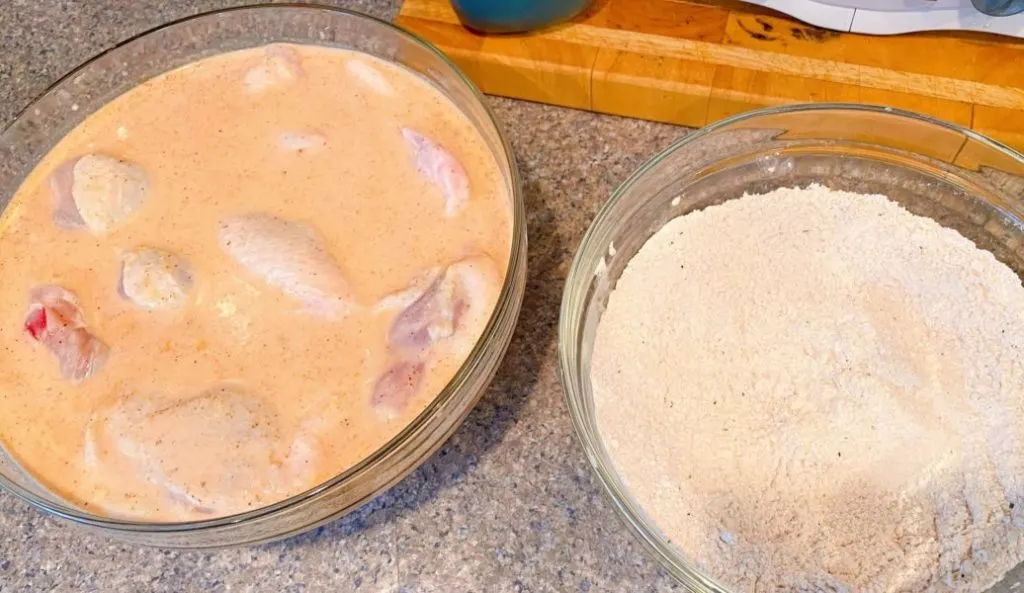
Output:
[[591, 185, 1024, 592]]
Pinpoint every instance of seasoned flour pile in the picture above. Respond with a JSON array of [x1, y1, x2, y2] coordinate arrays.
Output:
[[592, 185, 1024, 592]]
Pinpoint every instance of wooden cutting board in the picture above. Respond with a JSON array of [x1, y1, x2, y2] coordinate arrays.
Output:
[[395, 0, 1024, 152]]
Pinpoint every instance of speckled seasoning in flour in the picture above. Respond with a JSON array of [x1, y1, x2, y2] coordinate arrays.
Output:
[[591, 185, 1024, 592]]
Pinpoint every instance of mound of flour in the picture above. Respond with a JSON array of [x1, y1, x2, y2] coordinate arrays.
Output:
[[592, 185, 1024, 592]]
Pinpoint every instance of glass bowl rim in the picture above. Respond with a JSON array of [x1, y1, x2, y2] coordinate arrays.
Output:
[[557, 102, 1024, 590], [0, 2, 525, 533]]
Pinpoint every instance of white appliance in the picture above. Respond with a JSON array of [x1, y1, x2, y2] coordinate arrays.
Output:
[[742, 0, 1024, 38]]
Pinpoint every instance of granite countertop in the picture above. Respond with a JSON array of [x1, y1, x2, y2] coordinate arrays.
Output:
[[0, 1, 688, 591]]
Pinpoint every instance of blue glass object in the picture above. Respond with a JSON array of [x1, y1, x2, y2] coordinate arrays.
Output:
[[972, 0, 1024, 16], [451, 0, 592, 33]]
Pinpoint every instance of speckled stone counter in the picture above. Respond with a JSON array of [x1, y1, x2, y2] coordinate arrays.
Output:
[[0, 1, 688, 591]]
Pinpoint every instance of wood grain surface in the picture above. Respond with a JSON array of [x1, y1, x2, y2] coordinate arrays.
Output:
[[396, 0, 1024, 151]]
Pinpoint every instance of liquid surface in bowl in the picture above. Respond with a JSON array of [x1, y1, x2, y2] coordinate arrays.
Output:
[[592, 185, 1024, 591], [0, 44, 511, 521]]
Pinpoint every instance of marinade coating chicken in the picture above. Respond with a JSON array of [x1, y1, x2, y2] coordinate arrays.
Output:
[[49, 154, 149, 234], [370, 360, 426, 419], [372, 256, 501, 416], [388, 268, 460, 352], [277, 131, 328, 153], [0, 44, 512, 522], [23, 285, 109, 383], [243, 45, 303, 94], [84, 385, 317, 517], [218, 213, 355, 318], [388, 256, 501, 354], [401, 127, 470, 218], [119, 248, 193, 310], [346, 58, 394, 96]]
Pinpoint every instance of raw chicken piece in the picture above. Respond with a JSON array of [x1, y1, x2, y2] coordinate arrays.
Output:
[[388, 271, 458, 351], [387, 255, 501, 353], [346, 59, 393, 96], [277, 131, 328, 153], [218, 213, 354, 318], [373, 256, 500, 417], [23, 285, 109, 383], [371, 359, 425, 418], [49, 160, 85, 229], [244, 45, 302, 94], [49, 154, 149, 234], [119, 247, 193, 310], [373, 268, 439, 313], [401, 127, 470, 218], [445, 257, 502, 337], [85, 385, 315, 516]]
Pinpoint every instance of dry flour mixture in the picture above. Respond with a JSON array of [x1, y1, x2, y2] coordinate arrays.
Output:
[[591, 185, 1024, 592]]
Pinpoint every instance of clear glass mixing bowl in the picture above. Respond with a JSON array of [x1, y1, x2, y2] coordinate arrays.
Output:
[[559, 104, 1024, 592], [0, 5, 526, 548]]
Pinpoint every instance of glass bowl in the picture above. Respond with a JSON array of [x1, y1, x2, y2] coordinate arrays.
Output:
[[559, 104, 1024, 592], [0, 5, 526, 548]]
